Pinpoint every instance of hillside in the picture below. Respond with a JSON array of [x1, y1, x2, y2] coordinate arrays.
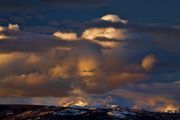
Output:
[[0, 105, 180, 120]]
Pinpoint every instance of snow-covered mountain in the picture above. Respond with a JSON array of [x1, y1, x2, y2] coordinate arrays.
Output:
[[0, 105, 180, 120]]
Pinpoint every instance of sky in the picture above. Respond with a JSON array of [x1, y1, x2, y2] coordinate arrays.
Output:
[[0, 0, 180, 111], [0, 0, 180, 25]]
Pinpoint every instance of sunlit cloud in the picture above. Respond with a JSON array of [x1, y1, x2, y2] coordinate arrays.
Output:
[[53, 31, 78, 41], [81, 27, 126, 48], [0, 52, 25, 66], [49, 65, 69, 79], [142, 54, 157, 71], [110, 89, 179, 111], [100, 14, 128, 24], [78, 57, 97, 77], [26, 54, 41, 64], [0, 14, 179, 110], [3, 72, 45, 86], [82, 27, 125, 40], [0, 34, 9, 40], [8, 23, 20, 31], [0, 23, 19, 32], [0, 26, 5, 32]]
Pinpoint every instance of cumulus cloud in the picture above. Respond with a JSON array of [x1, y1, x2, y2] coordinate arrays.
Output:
[[82, 27, 125, 40], [0, 15, 179, 110], [100, 14, 128, 24], [81, 27, 126, 48], [53, 31, 78, 41], [0, 24, 62, 53], [8, 23, 20, 31], [0, 24, 19, 40], [0, 23, 20, 32]]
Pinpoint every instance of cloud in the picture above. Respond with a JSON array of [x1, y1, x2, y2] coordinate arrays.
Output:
[[100, 14, 128, 24], [5, 72, 46, 86], [114, 89, 179, 111], [26, 54, 41, 64], [0, 15, 179, 110], [0, 26, 5, 32], [0, 72, 72, 97], [49, 65, 69, 79], [142, 54, 157, 71], [0, 35, 9, 40], [53, 31, 78, 41], [78, 57, 97, 77], [8, 23, 20, 31], [82, 27, 125, 40], [115, 81, 180, 111], [0, 23, 20, 32], [0, 24, 58, 52], [0, 52, 26, 66], [0, 23, 19, 40], [81, 27, 126, 48]]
